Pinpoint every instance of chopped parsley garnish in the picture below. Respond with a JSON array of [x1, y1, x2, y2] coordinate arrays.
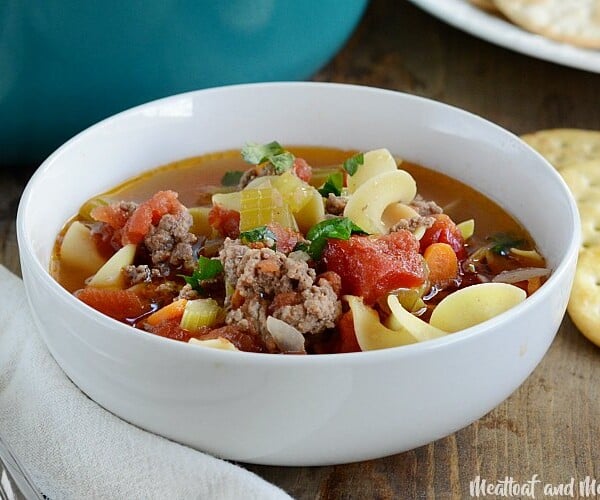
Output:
[[241, 141, 295, 174], [304, 217, 367, 260], [182, 256, 224, 292], [240, 226, 277, 249], [221, 170, 244, 186], [487, 233, 525, 256], [343, 153, 364, 176], [318, 172, 344, 198]]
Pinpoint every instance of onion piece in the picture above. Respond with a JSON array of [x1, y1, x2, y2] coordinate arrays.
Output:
[[266, 316, 307, 354], [491, 267, 550, 284]]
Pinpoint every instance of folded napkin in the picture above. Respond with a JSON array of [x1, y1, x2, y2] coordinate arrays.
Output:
[[0, 266, 290, 500]]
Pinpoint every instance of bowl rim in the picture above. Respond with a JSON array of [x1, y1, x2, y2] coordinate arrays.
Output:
[[17, 81, 581, 366]]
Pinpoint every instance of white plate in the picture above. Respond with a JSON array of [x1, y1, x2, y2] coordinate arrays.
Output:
[[409, 0, 600, 73]]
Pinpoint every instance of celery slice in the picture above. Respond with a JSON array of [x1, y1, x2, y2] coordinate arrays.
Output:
[[295, 187, 325, 233], [239, 186, 297, 231], [271, 171, 312, 212], [180, 298, 223, 332]]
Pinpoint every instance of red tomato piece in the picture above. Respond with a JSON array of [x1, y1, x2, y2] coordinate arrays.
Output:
[[419, 214, 466, 259], [144, 317, 193, 342], [208, 204, 241, 239], [123, 190, 184, 245], [75, 288, 151, 321], [91, 204, 130, 230], [292, 157, 312, 183], [322, 230, 426, 305]]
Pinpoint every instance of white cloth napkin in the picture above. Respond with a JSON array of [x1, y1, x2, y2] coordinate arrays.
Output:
[[0, 266, 290, 500]]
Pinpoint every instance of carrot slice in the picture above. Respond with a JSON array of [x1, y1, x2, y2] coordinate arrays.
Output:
[[424, 242, 459, 288], [144, 299, 188, 327]]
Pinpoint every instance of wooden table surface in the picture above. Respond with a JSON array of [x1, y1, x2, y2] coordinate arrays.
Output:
[[2, 1, 599, 498]]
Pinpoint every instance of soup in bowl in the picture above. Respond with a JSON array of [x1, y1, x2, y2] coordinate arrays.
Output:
[[17, 83, 579, 465]]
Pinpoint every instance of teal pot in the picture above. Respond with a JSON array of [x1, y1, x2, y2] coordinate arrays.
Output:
[[0, 0, 368, 166]]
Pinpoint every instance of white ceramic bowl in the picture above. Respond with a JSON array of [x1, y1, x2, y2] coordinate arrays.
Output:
[[17, 83, 579, 466]]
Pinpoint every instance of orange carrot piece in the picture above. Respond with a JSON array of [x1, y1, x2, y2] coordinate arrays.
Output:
[[424, 242, 459, 288], [145, 298, 188, 327]]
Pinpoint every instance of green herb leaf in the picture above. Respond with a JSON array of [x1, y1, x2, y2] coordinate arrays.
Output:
[[241, 141, 284, 164], [221, 171, 244, 186], [487, 233, 525, 256], [240, 226, 277, 249], [318, 172, 344, 197], [305, 217, 367, 260], [241, 141, 295, 174], [269, 152, 295, 174], [182, 256, 224, 292], [343, 153, 364, 176]]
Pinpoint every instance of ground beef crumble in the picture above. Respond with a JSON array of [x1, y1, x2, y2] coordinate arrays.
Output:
[[410, 195, 443, 216], [390, 215, 436, 233], [219, 238, 342, 352], [144, 211, 197, 275], [124, 264, 161, 285], [390, 195, 443, 234], [325, 194, 348, 216]]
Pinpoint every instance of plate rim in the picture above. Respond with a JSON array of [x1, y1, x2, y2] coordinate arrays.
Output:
[[408, 0, 600, 74]]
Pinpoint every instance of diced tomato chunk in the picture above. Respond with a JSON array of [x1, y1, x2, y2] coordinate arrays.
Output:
[[292, 157, 312, 183], [76, 288, 151, 321], [144, 317, 192, 342], [123, 190, 184, 245], [92, 190, 185, 246], [91, 204, 130, 230], [123, 204, 153, 245], [336, 311, 361, 353], [420, 214, 466, 259], [322, 230, 426, 305], [209, 204, 240, 239]]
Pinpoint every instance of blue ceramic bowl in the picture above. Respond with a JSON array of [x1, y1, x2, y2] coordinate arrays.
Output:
[[0, 0, 367, 166]]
